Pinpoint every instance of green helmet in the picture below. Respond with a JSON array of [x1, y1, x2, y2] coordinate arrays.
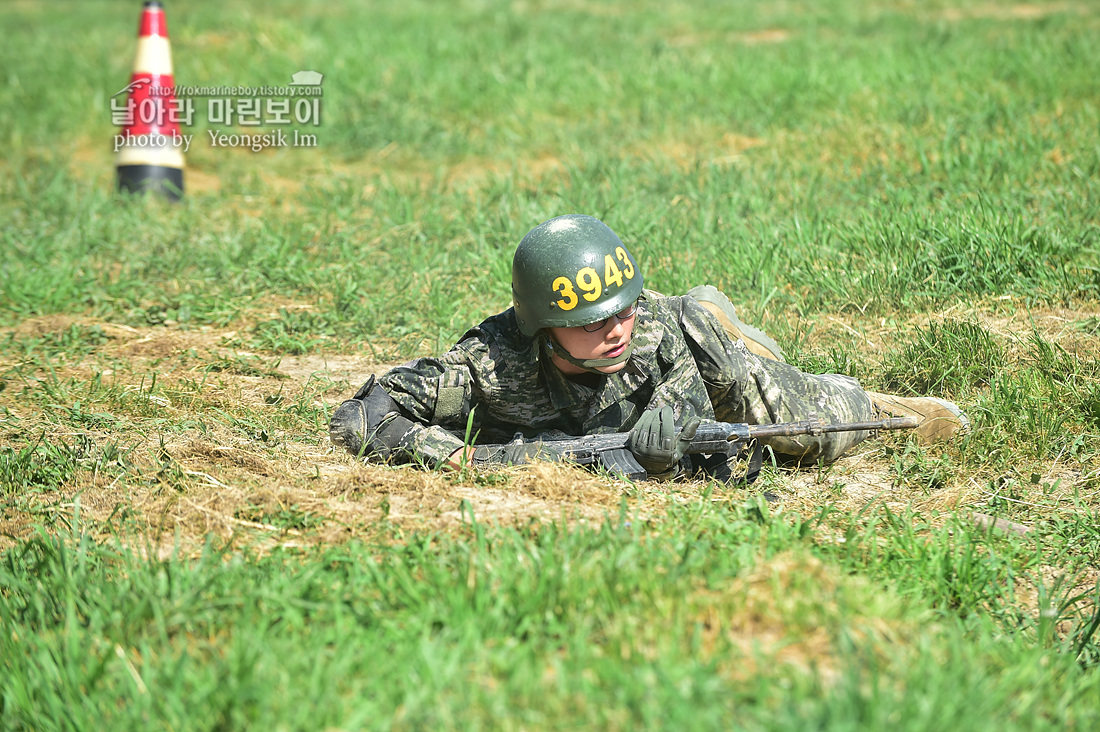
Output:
[[512, 214, 644, 337]]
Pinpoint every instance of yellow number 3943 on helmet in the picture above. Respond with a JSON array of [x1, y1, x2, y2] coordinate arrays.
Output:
[[511, 214, 645, 337]]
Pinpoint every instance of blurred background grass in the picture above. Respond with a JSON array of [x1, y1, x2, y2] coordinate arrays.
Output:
[[3, 0, 1098, 351]]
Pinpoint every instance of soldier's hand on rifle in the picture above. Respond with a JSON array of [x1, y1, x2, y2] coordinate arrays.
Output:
[[470, 442, 564, 467], [628, 406, 701, 475]]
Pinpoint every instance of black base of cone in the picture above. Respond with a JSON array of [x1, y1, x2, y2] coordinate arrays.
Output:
[[118, 165, 184, 201]]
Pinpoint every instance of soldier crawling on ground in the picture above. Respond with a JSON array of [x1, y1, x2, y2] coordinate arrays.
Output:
[[329, 214, 967, 480]]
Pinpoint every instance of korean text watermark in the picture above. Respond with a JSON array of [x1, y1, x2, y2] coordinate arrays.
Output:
[[111, 71, 325, 152]]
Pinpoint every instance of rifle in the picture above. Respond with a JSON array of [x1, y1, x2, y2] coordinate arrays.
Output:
[[492, 416, 919, 482]]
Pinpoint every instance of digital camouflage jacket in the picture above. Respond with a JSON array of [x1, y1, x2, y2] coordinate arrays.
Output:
[[374, 290, 871, 468], [374, 291, 875, 470]]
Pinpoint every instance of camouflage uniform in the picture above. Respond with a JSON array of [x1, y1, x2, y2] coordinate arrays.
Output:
[[376, 290, 874, 471]]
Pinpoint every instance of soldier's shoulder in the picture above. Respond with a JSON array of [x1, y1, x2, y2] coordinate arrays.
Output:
[[457, 307, 527, 347], [452, 307, 539, 365]]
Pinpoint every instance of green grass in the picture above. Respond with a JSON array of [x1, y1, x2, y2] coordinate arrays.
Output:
[[3, 0, 1100, 728], [2, 503, 1098, 731]]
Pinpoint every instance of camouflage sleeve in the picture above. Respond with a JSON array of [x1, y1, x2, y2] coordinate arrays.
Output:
[[377, 337, 493, 468], [679, 298, 875, 464]]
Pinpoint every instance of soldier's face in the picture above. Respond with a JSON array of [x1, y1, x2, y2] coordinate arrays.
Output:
[[547, 310, 636, 375]]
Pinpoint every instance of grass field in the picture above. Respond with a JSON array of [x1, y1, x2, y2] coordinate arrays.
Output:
[[2, 0, 1100, 729]]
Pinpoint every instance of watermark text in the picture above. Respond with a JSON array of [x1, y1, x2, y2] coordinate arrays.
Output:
[[207, 129, 318, 152], [113, 131, 193, 153]]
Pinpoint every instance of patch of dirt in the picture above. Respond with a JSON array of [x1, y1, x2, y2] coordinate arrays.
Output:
[[938, 2, 1089, 21], [0, 311, 642, 555], [71, 109, 775, 202], [67, 133, 576, 207], [651, 131, 768, 170], [2, 298, 1099, 597], [666, 28, 792, 49], [738, 29, 792, 45], [275, 353, 403, 386]]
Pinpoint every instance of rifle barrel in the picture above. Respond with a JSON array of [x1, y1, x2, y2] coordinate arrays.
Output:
[[531, 416, 920, 461], [686, 416, 919, 453], [743, 416, 919, 439]]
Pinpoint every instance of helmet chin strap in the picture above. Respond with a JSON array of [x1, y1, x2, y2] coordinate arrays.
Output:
[[541, 333, 635, 374]]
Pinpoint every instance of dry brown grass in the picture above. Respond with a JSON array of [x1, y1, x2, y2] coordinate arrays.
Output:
[[2, 298, 1098, 567]]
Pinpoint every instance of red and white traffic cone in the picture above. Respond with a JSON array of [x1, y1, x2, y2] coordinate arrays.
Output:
[[116, 1, 184, 200]]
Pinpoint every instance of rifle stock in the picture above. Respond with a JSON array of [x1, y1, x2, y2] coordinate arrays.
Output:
[[497, 416, 919, 481]]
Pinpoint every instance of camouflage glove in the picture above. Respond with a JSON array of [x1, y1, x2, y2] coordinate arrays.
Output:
[[628, 406, 701, 475], [471, 442, 564, 467]]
